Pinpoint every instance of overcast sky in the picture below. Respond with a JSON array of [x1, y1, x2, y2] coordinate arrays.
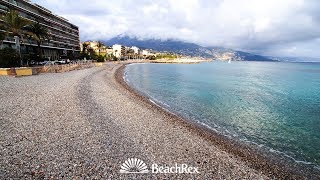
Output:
[[32, 0, 320, 58]]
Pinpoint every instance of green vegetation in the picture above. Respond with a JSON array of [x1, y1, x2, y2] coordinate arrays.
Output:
[[0, 48, 20, 68], [0, 10, 54, 67], [24, 22, 50, 59], [1, 10, 30, 38], [0, 10, 31, 66], [81, 42, 89, 53], [95, 41, 104, 56], [156, 54, 178, 60], [81, 42, 116, 62], [146, 55, 156, 60]]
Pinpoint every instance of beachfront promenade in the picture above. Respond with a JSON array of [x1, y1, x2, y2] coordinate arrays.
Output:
[[0, 62, 283, 178]]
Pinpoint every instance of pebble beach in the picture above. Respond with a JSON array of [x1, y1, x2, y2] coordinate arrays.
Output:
[[0, 62, 318, 179]]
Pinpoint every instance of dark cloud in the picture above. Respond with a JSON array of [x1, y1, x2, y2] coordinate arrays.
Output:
[[32, 0, 320, 58]]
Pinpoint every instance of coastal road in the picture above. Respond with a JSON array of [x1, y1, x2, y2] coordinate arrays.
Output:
[[0, 63, 271, 178]]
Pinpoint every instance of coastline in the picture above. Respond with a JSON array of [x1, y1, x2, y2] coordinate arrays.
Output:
[[149, 58, 212, 64], [115, 62, 320, 179]]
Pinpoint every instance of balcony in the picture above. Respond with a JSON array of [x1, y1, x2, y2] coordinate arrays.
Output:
[[3, 39, 80, 51], [24, 16, 80, 39], [1, 0, 79, 34]]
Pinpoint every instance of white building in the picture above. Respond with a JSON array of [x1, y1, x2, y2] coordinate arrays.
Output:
[[142, 49, 156, 56], [112, 44, 125, 58], [130, 46, 140, 54], [142, 50, 149, 56]]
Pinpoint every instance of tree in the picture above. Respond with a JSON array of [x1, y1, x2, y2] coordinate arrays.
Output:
[[0, 48, 20, 68], [1, 10, 31, 65], [114, 49, 118, 57], [82, 42, 89, 53], [1, 10, 30, 37], [87, 47, 95, 59], [95, 41, 104, 56], [24, 22, 50, 59]]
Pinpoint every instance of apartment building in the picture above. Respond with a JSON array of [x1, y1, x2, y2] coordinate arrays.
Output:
[[112, 44, 125, 58], [0, 0, 80, 60], [130, 46, 140, 54]]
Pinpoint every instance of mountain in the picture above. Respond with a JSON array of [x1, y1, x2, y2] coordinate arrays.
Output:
[[104, 36, 276, 61], [104, 36, 204, 55], [269, 56, 320, 63]]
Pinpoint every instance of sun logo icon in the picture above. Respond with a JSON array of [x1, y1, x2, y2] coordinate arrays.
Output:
[[120, 158, 149, 174]]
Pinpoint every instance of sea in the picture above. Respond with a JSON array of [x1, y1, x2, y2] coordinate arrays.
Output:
[[124, 61, 320, 168]]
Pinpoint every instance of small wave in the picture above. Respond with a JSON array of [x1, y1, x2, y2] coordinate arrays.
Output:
[[149, 99, 160, 107], [160, 102, 171, 108], [123, 71, 131, 84], [124, 75, 130, 83], [235, 139, 320, 168], [198, 121, 320, 169], [126, 63, 135, 67], [147, 95, 171, 108], [267, 147, 320, 168], [197, 121, 220, 133]]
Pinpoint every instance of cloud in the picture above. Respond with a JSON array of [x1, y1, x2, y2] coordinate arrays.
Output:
[[32, 0, 320, 57]]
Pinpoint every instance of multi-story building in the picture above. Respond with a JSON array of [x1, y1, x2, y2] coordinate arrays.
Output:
[[0, 0, 80, 60], [130, 46, 140, 54], [112, 44, 125, 58], [142, 49, 156, 56]]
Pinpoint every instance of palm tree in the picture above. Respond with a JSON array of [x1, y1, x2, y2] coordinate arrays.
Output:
[[126, 49, 134, 59], [24, 22, 50, 59], [82, 42, 89, 53], [114, 49, 118, 59], [87, 47, 95, 59], [1, 10, 30, 65], [1, 10, 30, 38], [95, 41, 104, 56]]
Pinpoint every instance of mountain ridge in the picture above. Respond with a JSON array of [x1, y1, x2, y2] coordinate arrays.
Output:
[[103, 36, 276, 61]]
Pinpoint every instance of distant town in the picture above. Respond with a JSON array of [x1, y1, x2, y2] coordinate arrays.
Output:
[[80, 41, 180, 62]]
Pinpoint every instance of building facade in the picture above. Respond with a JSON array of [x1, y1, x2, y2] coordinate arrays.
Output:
[[106, 47, 113, 56], [0, 0, 80, 60], [142, 49, 156, 56], [80, 41, 112, 56], [130, 46, 140, 54], [112, 44, 125, 58]]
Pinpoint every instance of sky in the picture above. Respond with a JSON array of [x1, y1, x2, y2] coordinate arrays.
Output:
[[32, 0, 320, 58]]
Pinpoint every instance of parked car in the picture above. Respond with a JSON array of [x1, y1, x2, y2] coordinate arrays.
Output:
[[40, 61, 55, 65], [55, 59, 70, 65], [29, 60, 39, 66]]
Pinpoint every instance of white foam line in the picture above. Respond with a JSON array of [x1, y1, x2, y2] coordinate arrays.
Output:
[[149, 99, 159, 107], [197, 120, 320, 168]]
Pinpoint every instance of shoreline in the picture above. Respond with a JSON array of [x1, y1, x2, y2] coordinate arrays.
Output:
[[149, 58, 212, 64], [115, 62, 320, 179]]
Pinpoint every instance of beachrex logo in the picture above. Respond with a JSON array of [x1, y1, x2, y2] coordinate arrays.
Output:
[[120, 158, 199, 174], [120, 158, 149, 174]]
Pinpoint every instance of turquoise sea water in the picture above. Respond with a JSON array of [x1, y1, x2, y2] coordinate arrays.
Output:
[[125, 61, 320, 167]]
